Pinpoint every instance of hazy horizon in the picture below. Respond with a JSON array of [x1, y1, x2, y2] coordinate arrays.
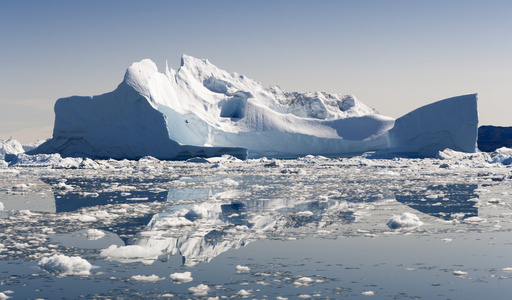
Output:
[[1, 0, 511, 143]]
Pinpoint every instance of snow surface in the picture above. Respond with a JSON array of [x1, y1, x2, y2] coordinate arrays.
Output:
[[386, 94, 478, 157]]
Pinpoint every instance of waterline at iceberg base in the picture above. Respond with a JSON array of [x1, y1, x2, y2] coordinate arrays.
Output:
[[0, 155, 511, 298], [30, 55, 478, 160]]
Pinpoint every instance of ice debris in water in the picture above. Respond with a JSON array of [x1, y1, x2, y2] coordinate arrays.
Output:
[[38, 254, 92, 276], [362, 291, 375, 296], [131, 274, 165, 282], [100, 245, 162, 264], [86, 229, 105, 240], [235, 289, 252, 297], [236, 265, 251, 273], [0, 202, 4, 211], [0, 292, 10, 299], [386, 212, 423, 229], [170, 271, 193, 283], [453, 270, 468, 276], [293, 276, 314, 287], [188, 284, 210, 296]]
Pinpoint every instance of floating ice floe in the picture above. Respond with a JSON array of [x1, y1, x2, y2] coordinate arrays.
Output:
[[86, 229, 105, 240], [100, 245, 162, 264], [131, 274, 165, 282], [386, 212, 423, 229], [188, 284, 210, 296], [170, 271, 193, 283], [236, 265, 251, 273], [38, 254, 92, 276]]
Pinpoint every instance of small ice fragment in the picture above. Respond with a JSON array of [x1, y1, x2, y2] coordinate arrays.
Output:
[[453, 270, 467, 276], [236, 265, 251, 273], [276, 297, 288, 300], [362, 291, 375, 296], [235, 289, 252, 297], [170, 271, 193, 283], [441, 238, 452, 242], [0, 292, 9, 299], [298, 295, 311, 299], [386, 212, 423, 229], [86, 229, 105, 240], [464, 216, 486, 223], [502, 267, 512, 273], [293, 276, 313, 287], [0, 202, 3, 211], [99, 245, 161, 264], [188, 284, 209, 296], [38, 254, 92, 276], [131, 274, 165, 282]]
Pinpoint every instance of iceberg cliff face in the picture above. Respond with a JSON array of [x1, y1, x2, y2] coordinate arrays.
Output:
[[32, 55, 395, 159], [386, 94, 478, 157]]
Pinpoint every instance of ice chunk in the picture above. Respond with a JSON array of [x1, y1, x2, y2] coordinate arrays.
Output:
[[170, 271, 193, 283], [86, 229, 105, 240], [188, 284, 210, 296], [38, 254, 92, 276], [99, 245, 162, 264], [386, 212, 423, 229], [131, 274, 165, 282], [236, 265, 251, 273], [0, 138, 24, 161], [387, 94, 478, 157]]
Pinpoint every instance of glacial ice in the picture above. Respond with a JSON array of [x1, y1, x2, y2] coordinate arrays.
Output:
[[386, 94, 479, 157], [0, 138, 24, 161], [30, 55, 396, 159]]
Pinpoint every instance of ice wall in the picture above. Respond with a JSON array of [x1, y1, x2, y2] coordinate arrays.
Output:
[[386, 94, 478, 157]]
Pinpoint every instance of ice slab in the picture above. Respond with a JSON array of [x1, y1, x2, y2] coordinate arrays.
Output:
[[386, 94, 478, 157]]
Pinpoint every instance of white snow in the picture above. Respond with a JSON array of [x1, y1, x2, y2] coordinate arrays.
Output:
[[38, 254, 92, 276], [386, 212, 423, 229], [386, 94, 478, 157], [170, 271, 193, 283]]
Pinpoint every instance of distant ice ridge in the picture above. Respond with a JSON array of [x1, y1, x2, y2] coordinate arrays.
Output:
[[30, 55, 395, 159]]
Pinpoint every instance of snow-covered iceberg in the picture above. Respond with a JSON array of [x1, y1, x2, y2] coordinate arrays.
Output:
[[31, 55, 394, 159], [29, 55, 479, 160], [386, 94, 478, 157]]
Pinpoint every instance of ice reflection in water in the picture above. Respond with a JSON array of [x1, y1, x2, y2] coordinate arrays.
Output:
[[1, 157, 511, 299], [39, 174, 485, 266]]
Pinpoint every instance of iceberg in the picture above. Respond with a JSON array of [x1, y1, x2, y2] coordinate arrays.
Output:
[[29, 55, 479, 160], [386, 94, 478, 157], [0, 138, 24, 161], [31, 55, 394, 159]]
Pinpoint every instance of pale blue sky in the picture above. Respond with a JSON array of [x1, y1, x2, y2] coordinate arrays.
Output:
[[1, 0, 511, 142]]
